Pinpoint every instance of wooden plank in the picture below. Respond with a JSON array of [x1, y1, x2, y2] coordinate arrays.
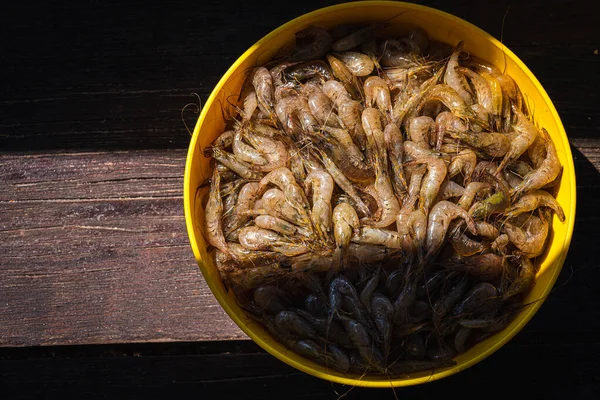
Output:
[[0, 141, 599, 347], [0, 150, 246, 346]]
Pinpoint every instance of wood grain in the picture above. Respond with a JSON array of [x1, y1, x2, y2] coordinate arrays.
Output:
[[0, 150, 246, 346]]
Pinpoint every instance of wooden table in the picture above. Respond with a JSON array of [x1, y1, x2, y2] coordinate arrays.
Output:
[[1, 0, 599, 398]]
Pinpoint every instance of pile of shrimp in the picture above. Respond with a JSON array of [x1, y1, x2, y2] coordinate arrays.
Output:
[[200, 22, 565, 376]]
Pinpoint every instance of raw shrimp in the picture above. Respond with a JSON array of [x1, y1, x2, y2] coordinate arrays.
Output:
[[452, 282, 499, 319], [527, 135, 547, 168], [449, 225, 487, 256], [497, 73, 526, 118], [416, 156, 447, 213], [225, 262, 286, 289], [379, 38, 419, 68], [446, 130, 510, 158], [436, 111, 468, 135], [408, 116, 435, 149], [252, 67, 275, 119], [495, 107, 539, 175], [320, 126, 366, 166], [284, 60, 334, 82], [504, 190, 565, 222], [393, 280, 418, 325], [259, 167, 310, 214], [342, 317, 386, 371], [255, 215, 308, 237], [448, 253, 505, 281], [352, 227, 403, 248], [468, 172, 510, 219], [275, 310, 319, 340], [384, 122, 407, 197], [291, 26, 333, 61], [241, 90, 258, 121], [371, 293, 394, 359], [401, 164, 427, 212], [503, 170, 523, 189], [328, 275, 359, 316], [491, 234, 510, 255], [339, 99, 369, 151], [322, 79, 351, 104], [457, 66, 495, 117], [232, 128, 268, 166], [332, 22, 383, 52], [249, 120, 281, 138], [332, 202, 361, 251], [293, 339, 350, 373], [295, 96, 321, 132], [397, 208, 428, 261], [392, 67, 444, 127], [327, 54, 363, 100], [227, 243, 283, 268], [511, 128, 561, 199], [364, 76, 393, 121], [479, 71, 503, 130], [253, 285, 290, 315], [361, 108, 400, 228], [307, 91, 341, 128], [507, 160, 534, 177], [209, 130, 234, 150], [334, 51, 375, 76], [417, 84, 478, 124], [211, 148, 264, 181], [438, 180, 465, 200], [269, 61, 299, 86], [503, 213, 549, 258], [314, 149, 371, 217], [503, 256, 535, 300], [453, 327, 471, 354], [425, 201, 477, 257], [304, 170, 334, 240], [239, 226, 309, 257], [345, 243, 398, 264], [359, 267, 381, 311], [432, 276, 468, 327], [443, 41, 472, 105], [244, 130, 289, 171], [474, 221, 500, 239], [204, 168, 230, 256], [448, 149, 477, 181], [223, 182, 261, 236], [253, 188, 311, 229]]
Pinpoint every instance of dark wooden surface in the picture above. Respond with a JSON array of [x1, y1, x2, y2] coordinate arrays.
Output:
[[1, 0, 599, 398]]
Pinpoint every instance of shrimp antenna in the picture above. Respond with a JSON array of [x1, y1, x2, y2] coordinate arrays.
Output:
[[381, 11, 410, 26], [499, 4, 511, 75], [181, 92, 202, 136]]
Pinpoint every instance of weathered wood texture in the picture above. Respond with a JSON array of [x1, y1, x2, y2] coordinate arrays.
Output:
[[0, 150, 246, 346]]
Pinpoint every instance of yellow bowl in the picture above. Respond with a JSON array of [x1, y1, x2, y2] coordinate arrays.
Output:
[[184, 1, 576, 387]]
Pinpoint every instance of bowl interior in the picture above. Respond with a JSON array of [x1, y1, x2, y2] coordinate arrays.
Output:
[[184, 1, 576, 387]]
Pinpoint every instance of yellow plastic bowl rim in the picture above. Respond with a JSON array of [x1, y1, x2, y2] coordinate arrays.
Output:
[[184, 1, 576, 388]]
